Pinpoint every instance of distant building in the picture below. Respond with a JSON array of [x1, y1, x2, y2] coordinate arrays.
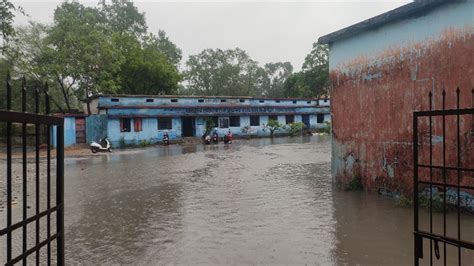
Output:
[[319, 0, 473, 194], [78, 95, 331, 147]]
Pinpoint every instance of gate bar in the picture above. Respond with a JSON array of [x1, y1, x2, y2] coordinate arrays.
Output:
[[413, 104, 420, 266], [415, 231, 474, 250], [45, 82, 52, 266], [456, 88, 461, 265], [21, 77, 28, 266], [6, 72, 13, 264], [56, 123, 65, 265]]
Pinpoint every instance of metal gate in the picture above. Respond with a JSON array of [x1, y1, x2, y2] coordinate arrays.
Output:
[[413, 88, 473, 265], [1, 75, 64, 265]]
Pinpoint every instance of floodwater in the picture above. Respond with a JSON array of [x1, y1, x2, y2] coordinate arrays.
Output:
[[35, 136, 474, 264]]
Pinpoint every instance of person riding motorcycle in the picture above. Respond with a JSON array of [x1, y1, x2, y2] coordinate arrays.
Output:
[[224, 130, 233, 144], [212, 130, 219, 144]]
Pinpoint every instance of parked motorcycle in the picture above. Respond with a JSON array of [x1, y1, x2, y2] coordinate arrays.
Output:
[[204, 135, 211, 145], [163, 132, 170, 145], [90, 137, 112, 153]]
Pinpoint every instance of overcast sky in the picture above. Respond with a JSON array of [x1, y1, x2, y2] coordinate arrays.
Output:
[[12, 0, 411, 70]]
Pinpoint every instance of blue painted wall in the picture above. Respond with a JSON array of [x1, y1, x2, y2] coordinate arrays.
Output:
[[52, 116, 76, 147], [86, 114, 108, 144], [328, 0, 474, 69], [108, 117, 182, 147]]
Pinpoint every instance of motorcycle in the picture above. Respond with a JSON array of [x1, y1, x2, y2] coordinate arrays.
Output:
[[202, 132, 212, 145], [204, 135, 211, 145], [163, 132, 170, 145], [223, 131, 233, 144], [90, 137, 112, 153], [212, 131, 219, 144]]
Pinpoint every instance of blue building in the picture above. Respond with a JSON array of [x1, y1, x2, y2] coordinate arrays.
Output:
[[84, 95, 331, 147]]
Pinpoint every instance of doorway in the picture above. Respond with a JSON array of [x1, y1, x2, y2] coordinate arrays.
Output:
[[181, 116, 195, 137]]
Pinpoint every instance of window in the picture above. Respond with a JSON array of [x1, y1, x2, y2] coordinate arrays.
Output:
[[120, 118, 131, 132], [158, 117, 172, 130], [285, 115, 294, 124], [268, 115, 278, 121], [307, 101, 311, 104], [221, 99, 227, 103], [198, 99, 204, 103], [324, 99, 328, 103], [259, 100, 265, 103], [134, 118, 142, 132], [146, 99, 154, 102], [111, 98, 119, 102], [292, 100, 297, 104], [250, 115, 260, 126], [239, 99, 245, 103], [229, 116, 240, 127], [171, 99, 178, 103], [275, 100, 280, 103], [219, 117, 229, 128], [317, 114, 325, 124]]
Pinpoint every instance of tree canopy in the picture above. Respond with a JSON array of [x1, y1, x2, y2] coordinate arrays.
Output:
[[2, 0, 181, 113], [0, 0, 17, 54], [283, 42, 329, 98], [184, 48, 266, 96], [182, 44, 328, 98]]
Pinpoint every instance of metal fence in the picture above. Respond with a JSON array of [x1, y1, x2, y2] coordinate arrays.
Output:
[[413, 88, 474, 265], [0, 74, 64, 265]]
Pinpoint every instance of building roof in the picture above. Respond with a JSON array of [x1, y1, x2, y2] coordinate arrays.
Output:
[[318, 0, 452, 44], [90, 94, 330, 101]]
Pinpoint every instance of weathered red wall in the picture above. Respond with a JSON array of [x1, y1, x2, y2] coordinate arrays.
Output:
[[330, 29, 474, 196]]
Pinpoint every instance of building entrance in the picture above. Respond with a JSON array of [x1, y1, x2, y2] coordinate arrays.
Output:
[[181, 117, 195, 137]]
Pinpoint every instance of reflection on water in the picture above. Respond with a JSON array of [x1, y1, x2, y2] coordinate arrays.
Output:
[[63, 136, 473, 264]]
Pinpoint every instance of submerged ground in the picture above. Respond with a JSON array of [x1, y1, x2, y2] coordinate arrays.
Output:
[[1, 136, 473, 264]]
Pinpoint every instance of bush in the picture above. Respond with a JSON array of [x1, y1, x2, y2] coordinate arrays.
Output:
[[140, 139, 151, 147], [322, 121, 331, 135], [286, 122, 305, 137], [240, 125, 251, 134]]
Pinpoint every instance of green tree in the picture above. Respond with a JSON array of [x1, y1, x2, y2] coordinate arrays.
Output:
[[184, 48, 265, 96], [144, 30, 182, 67], [3, 22, 68, 112], [265, 119, 282, 138], [115, 33, 180, 95], [262, 62, 293, 97], [48, 1, 125, 113], [2, 0, 182, 113], [99, 0, 147, 39], [0, 0, 17, 54], [283, 42, 329, 98]]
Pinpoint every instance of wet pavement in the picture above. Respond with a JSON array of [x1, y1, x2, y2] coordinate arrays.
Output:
[[2, 136, 473, 264]]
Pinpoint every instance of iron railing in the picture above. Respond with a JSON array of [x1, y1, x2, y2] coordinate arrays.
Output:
[[413, 88, 474, 265], [0, 74, 64, 265]]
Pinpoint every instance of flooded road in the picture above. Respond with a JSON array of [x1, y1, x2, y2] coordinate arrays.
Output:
[[62, 136, 473, 265]]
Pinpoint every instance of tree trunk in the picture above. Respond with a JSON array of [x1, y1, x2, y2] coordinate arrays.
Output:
[[56, 75, 71, 112]]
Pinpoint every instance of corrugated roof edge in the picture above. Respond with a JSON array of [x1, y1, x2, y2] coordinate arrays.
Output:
[[318, 0, 452, 44], [89, 94, 330, 101]]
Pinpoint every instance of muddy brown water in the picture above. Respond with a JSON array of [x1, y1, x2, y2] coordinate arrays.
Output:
[[2, 136, 473, 264]]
